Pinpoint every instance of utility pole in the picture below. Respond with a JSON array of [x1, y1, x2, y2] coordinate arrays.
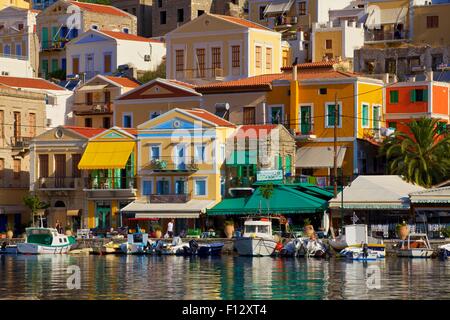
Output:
[[330, 92, 339, 238]]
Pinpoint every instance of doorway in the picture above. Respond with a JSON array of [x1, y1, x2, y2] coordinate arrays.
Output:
[[95, 201, 111, 230]]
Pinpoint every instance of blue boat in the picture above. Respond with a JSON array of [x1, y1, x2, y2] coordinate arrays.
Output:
[[197, 242, 224, 256]]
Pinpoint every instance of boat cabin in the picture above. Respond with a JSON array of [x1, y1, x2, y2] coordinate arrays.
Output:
[[127, 232, 148, 245], [25, 227, 70, 246], [243, 219, 273, 239], [402, 233, 431, 249]]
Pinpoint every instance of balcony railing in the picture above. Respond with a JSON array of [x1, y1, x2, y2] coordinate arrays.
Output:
[[37, 177, 81, 189], [84, 177, 137, 190], [73, 103, 112, 115], [148, 193, 191, 203], [145, 157, 199, 172], [295, 122, 316, 140], [0, 53, 28, 60], [364, 30, 409, 43], [41, 39, 69, 51], [175, 68, 224, 81], [10, 136, 32, 149], [271, 16, 298, 29]]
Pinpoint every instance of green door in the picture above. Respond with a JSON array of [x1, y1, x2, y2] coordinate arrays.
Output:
[[41, 27, 48, 49], [96, 203, 111, 230], [300, 106, 312, 134], [51, 59, 58, 72], [285, 155, 292, 175], [41, 59, 48, 77]]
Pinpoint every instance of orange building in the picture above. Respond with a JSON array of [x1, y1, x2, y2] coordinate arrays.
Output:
[[386, 79, 449, 135]]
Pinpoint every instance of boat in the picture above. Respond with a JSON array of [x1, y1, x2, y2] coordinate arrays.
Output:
[[17, 227, 75, 254], [234, 218, 278, 257], [329, 223, 385, 255], [0, 241, 17, 254], [297, 238, 328, 258], [154, 237, 187, 255], [340, 246, 380, 261], [120, 231, 149, 255], [396, 233, 435, 258], [92, 241, 121, 255], [280, 238, 303, 257], [438, 244, 450, 259], [177, 239, 224, 256]]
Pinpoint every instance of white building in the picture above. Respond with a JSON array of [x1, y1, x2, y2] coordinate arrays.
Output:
[[65, 29, 166, 80], [0, 76, 74, 128], [0, 7, 40, 77]]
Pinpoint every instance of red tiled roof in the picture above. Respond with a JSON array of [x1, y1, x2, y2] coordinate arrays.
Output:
[[118, 78, 200, 100], [184, 109, 236, 127], [68, 1, 130, 17], [211, 14, 272, 31], [0, 76, 65, 91], [168, 79, 196, 89], [104, 76, 140, 88], [281, 60, 339, 70], [64, 126, 106, 138], [236, 124, 278, 138], [99, 30, 162, 43]]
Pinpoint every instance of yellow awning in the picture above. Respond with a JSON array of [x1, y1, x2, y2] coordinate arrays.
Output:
[[78, 141, 135, 170]]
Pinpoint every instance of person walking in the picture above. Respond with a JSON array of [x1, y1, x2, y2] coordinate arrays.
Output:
[[167, 219, 174, 238]]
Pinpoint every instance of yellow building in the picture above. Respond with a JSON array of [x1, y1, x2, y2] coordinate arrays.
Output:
[[0, 0, 30, 9], [412, 2, 450, 46], [165, 12, 284, 85], [121, 108, 236, 232]]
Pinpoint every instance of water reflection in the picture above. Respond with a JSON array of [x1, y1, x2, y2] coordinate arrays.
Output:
[[0, 255, 449, 300]]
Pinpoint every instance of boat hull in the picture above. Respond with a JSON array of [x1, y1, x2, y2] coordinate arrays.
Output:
[[234, 237, 277, 256], [0, 245, 17, 254], [396, 249, 434, 258], [197, 243, 224, 256], [120, 243, 145, 255], [17, 243, 71, 254], [328, 239, 348, 251]]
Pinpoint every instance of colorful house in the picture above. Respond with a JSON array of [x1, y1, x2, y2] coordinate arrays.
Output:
[[385, 77, 449, 135], [165, 12, 284, 84], [121, 108, 236, 232]]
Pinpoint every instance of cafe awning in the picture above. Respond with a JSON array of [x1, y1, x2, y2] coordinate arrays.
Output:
[[264, 0, 294, 15], [77, 84, 108, 92], [296, 146, 346, 168], [78, 141, 135, 170], [120, 200, 217, 219]]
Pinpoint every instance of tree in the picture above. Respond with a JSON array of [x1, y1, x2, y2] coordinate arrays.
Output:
[[259, 183, 274, 214], [23, 194, 50, 227], [380, 118, 450, 187], [138, 61, 166, 84]]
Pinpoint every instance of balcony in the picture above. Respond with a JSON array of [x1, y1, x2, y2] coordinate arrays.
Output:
[[37, 177, 81, 190], [10, 136, 32, 149], [41, 39, 69, 51], [73, 102, 112, 116], [83, 176, 137, 199], [175, 68, 224, 83], [145, 157, 199, 173], [295, 123, 316, 141], [364, 30, 409, 44], [148, 193, 191, 203], [271, 16, 298, 30]]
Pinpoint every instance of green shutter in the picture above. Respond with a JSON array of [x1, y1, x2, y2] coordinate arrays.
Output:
[[51, 59, 58, 72], [410, 89, 416, 102], [285, 155, 291, 174], [423, 89, 428, 102], [328, 105, 335, 126], [42, 27, 48, 49], [373, 106, 380, 128], [362, 105, 368, 127], [390, 90, 398, 103]]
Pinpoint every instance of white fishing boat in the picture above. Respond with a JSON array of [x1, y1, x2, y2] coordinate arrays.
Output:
[[120, 232, 149, 255], [234, 218, 278, 256], [396, 233, 434, 258], [154, 237, 187, 255], [17, 227, 75, 254], [329, 223, 385, 255], [340, 247, 380, 261]]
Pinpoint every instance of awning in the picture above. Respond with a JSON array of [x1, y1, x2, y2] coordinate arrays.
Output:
[[78, 141, 135, 170], [67, 209, 81, 216], [264, 0, 294, 15], [77, 84, 107, 92], [366, 7, 408, 29], [409, 187, 450, 204], [207, 185, 327, 216], [120, 200, 217, 219], [296, 146, 346, 168]]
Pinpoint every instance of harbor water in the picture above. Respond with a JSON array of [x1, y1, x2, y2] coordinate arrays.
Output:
[[0, 255, 449, 300]]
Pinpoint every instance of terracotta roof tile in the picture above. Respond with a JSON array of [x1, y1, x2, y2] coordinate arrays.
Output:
[[99, 30, 162, 43], [104, 76, 140, 88], [0, 76, 65, 91], [184, 108, 236, 127], [211, 14, 273, 31], [68, 1, 130, 17], [64, 126, 106, 138], [281, 60, 338, 70], [118, 78, 200, 100]]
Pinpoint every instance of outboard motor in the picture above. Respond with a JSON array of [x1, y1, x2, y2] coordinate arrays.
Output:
[[189, 240, 199, 255], [1, 241, 7, 250]]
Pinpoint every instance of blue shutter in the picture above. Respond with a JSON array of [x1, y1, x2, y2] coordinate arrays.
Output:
[[143, 181, 152, 195]]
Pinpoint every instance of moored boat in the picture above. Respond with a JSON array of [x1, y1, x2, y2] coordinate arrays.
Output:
[[178, 240, 224, 256], [120, 231, 149, 255], [396, 233, 434, 258], [17, 227, 75, 254], [0, 241, 17, 254], [329, 223, 384, 252], [234, 218, 278, 257], [438, 244, 450, 259]]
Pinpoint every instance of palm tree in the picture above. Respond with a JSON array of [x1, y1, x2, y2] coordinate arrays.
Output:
[[380, 118, 450, 187], [259, 183, 275, 214], [23, 194, 50, 227]]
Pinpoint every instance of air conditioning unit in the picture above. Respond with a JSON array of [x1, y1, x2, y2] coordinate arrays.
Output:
[[144, 55, 151, 62]]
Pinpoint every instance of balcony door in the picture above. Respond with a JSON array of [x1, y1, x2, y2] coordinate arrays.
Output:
[[300, 105, 312, 134], [175, 179, 186, 194], [55, 154, 66, 188], [156, 180, 169, 195], [175, 144, 187, 170]]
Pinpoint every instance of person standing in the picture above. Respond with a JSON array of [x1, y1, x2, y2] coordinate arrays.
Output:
[[167, 219, 174, 238]]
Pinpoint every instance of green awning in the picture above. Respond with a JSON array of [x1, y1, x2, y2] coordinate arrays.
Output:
[[226, 150, 258, 166], [207, 185, 328, 216]]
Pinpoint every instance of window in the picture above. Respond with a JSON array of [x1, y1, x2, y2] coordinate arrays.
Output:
[[41, 59, 48, 77], [319, 88, 327, 95], [157, 0, 162, 8], [55, 155, 67, 182], [282, 49, 289, 68], [259, 6, 266, 20], [426, 16, 439, 28], [324, 52, 333, 60], [156, 179, 169, 195], [177, 8, 184, 23], [91, 25, 98, 30], [51, 58, 58, 72], [39, 154, 49, 178], [15, 44, 22, 56], [102, 117, 110, 128], [408, 57, 420, 72], [72, 57, 79, 74], [0, 158, 4, 179], [255, 46, 262, 68], [326, 103, 341, 128], [326, 39, 332, 49], [231, 45, 240, 68], [175, 49, 184, 71], [265, 47, 272, 70], [104, 91, 111, 104], [142, 180, 152, 196], [123, 114, 132, 128], [18, 23, 24, 31], [243, 107, 256, 125], [432, 54, 443, 71], [194, 145, 206, 162], [29, 113, 36, 137], [86, 92, 93, 105], [211, 47, 221, 74], [84, 118, 92, 128], [385, 59, 396, 74], [13, 112, 21, 138], [390, 90, 399, 103], [175, 179, 186, 194], [299, 1, 306, 15], [361, 104, 369, 128], [269, 106, 283, 124], [13, 159, 20, 180], [72, 154, 81, 178], [194, 179, 207, 196], [104, 53, 112, 73], [388, 122, 397, 129], [410, 89, 428, 102], [196, 48, 205, 77], [160, 11, 167, 24], [150, 145, 161, 161], [198, 10, 205, 17], [373, 106, 380, 129]]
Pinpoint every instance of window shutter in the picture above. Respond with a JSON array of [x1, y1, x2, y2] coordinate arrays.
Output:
[[423, 89, 428, 102], [410, 89, 416, 102]]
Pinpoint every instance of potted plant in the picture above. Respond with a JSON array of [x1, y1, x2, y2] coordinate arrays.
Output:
[[6, 223, 14, 239], [396, 221, 409, 240], [153, 224, 162, 239], [303, 218, 315, 238], [224, 220, 235, 239]]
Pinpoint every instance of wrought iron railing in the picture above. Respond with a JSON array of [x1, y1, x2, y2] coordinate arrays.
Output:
[[84, 177, 137, 190], [38, 177, 81, 189], [10, 136, 32, 149], [148, 193, 191, 203], [145, 157, 200, 172]]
